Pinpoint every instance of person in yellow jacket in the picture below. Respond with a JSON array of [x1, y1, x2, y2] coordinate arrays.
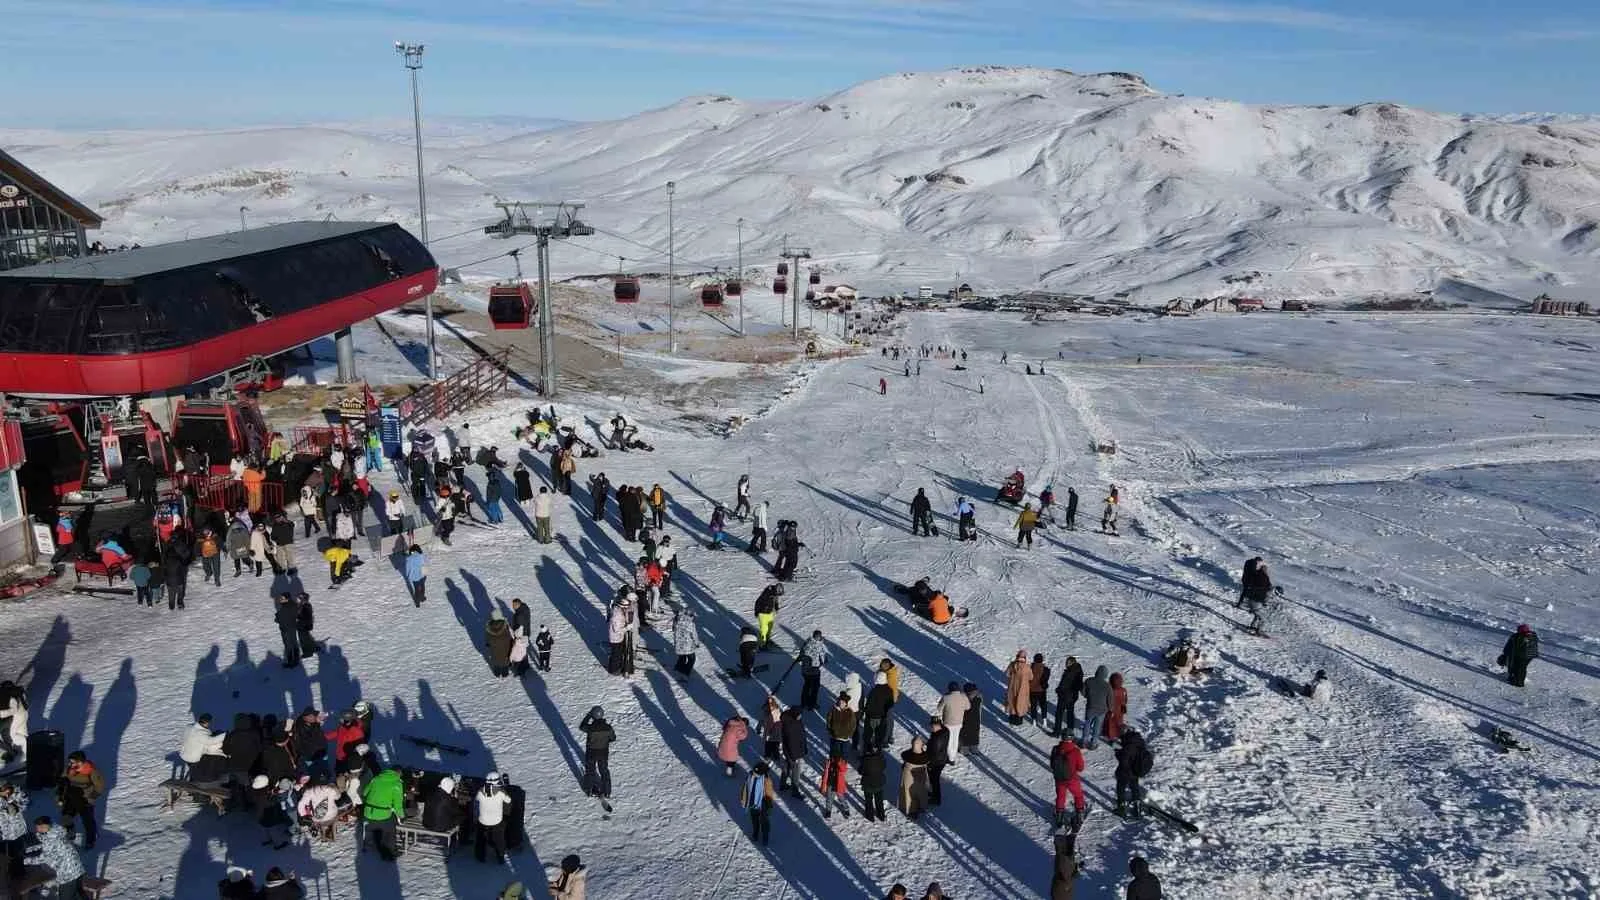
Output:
[[323, 543, 351, 586], [879, 658, 901, 702], [1015, 502, 1040, 548], [648, 483, 667, 530]]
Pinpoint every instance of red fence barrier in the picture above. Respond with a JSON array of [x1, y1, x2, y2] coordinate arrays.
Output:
[[191, 473, 285, 515]]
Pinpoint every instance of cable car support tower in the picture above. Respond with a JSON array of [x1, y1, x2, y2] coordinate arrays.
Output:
[[485, 201, 594, 398]]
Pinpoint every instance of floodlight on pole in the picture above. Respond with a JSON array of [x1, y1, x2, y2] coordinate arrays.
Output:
[[667, 181, 677, 355], [239, 206, 249, 231], [736, 217, 745, 335], [396, 40, 437, 381]]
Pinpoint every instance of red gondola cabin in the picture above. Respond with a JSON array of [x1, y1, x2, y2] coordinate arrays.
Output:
[[487, 282, 535, 329], [772, 278, 788, 295], [614, 276, 640, 303], [700, 285, 724, 308]]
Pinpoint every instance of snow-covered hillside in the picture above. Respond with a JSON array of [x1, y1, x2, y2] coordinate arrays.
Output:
[[7, 65, 1600, 302]]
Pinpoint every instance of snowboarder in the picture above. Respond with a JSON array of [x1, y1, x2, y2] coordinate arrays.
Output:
[[1126, 856, 1162, 900], [475, 772, 512, 864], [1029, 653, 1051, 726], [734, 474, 752, 520], [910, 488, 934, 536], [958, 683, 982, 755], [1004, 651, 1031, 725], [534, 487, 554, 544], [799, 630, 828, 710], [718, 717, 749, 777], [898, 736, 931, 820], [485, 609, 513, 678], [535, 625, 554, 673], [860, 746, 888, 822], [1064, 487, 1079, 530], [953, 497, 977, 541], [1104, 672, 1128, 744], [1499, 624, 1539, 687], [927, 717, 951, 806], [1081, 666, 1111, 750], [742, 761, 776, 845], [673, 606, 699, 677], [579, 707, 615, 800], [1115, 727, 1152, 818], [754, 583, 783, 650], [1053, 656, 1084, 737], [1050, 736, 1087, 830]]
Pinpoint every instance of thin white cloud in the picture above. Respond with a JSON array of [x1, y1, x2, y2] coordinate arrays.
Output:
[[1510, 27, 1600, 42]]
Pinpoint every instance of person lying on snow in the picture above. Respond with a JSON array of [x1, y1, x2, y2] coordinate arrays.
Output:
[[1161, 637, 1210, 676], [894, 578, 956, 625]]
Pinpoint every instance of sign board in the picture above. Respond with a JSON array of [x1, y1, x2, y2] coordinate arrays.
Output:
[[0, 184, 29, 211], [379, 406, 403, 459]]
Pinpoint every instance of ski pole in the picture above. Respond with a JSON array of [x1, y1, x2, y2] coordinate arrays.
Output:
[[769, 655, 801, 696]]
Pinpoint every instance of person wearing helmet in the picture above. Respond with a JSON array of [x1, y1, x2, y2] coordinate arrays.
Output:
[[1015, 502, 1040, 548], [476, 772, 512, 863], [579, 707, 616, 801], [421, 776, 464, 833], [754, 584, 783, 650]]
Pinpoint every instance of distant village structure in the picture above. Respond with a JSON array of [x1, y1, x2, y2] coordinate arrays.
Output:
[[1530, 295, 1591, 316]]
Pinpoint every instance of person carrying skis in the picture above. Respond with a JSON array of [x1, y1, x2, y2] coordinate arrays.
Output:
[[754, 584, 783, 650], [718, 716, 749, 777], [910, 488, 934, 536], [1050, 735, 1087, 830], [742, 761, 776, 845], [1053, 656, 1084, 737], [708, 506, 729, 550], [734, 474, 752, 520], [1064, 487, 1079, 530], [579, 707, 615, 801], [1498, 624, 1540, 687], [1004, 651, 1031, 725], [799, 630, 828, 710], [1114, 727, 1152, 818], [1015, 503, 1040, 548], [1081, 666, 1111, 749], [953, 497, 977, 542]]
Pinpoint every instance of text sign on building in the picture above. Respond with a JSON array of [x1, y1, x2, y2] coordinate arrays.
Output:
[[0, 184, 29, 211]]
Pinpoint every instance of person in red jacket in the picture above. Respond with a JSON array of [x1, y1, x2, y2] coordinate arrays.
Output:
[[1103, 672, 1128, 744], [1049, 736, 1086, 830], [324, 710, 367, 763]]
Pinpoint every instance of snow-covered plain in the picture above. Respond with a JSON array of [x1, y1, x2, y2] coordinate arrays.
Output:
[[0, 307, 1597, 898], [7, 66, 1600, 303]]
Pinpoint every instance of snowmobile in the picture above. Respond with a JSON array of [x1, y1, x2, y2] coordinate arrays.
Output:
[[996, 471, 1026, 505]]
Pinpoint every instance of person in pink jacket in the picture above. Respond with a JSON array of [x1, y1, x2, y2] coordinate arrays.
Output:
[[718, 716, 750, 777]]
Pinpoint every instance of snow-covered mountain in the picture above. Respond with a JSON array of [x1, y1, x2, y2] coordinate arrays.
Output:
[[8, 66, 1600, 302]]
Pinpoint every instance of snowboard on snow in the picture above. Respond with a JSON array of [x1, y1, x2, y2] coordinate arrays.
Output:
[[403, 735, 470, 756], [1490, 726, 1531, 753], [1143, 802, 1200, 833]]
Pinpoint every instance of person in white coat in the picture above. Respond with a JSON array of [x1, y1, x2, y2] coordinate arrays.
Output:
[[672, 607, 700, 677], [0, 681, 27, 763], [475, 772, 512, 863], [1306, 670, 1333, 703], [734, 474, 752, 520], [179, 713, 229, 782], [607, 595, 636, 676], [534, 487, 554, 544], [935, 682, 970, 764], [751, 500, 771, 553]]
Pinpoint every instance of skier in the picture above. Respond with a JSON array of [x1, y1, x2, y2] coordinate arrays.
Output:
[[275, 594, 302, 669], [579, 707, 615, 801], [1499, 624, 1540, 687], [1015, 503, 1040, 548], [862, 671, 895, 752], [742, 761, 776, 845], [799, 629, 828, 711], [1064, 487, 1079, 530], [475, 772, 512, 864], [779, 706, 806, 798], [754, 584, 783, 650], [1127, 857, 1163, 900], [1239, 556, 1274, 635], [1049, 735, 1086, 830], [953, 497, 977, 542], [927, 716, 952, 806], [535, 625, 554, 673], [718, 717, 749, 777], [910, 488, 933, 536], [859, 745, 888, 822], [548, 854, 588, 900], [673, 606, 699, 677], [588, 472, 610, 523], [360, 768, 404, 860], [1114, 727, 1152, 818], [772, 520, 805, 580], [534, 487, 554, 544], [898, 736, 931, 820], [404, 545, 427, 607], [1081, 666, 1111, 750], [1004, 651, 1031, 726], [750, 500, 771, 553], [1053, 656, 1084, 737], [1104, 672, 1128, 744], [1100, 486, 1120, 535], [734, 474, 752, 520], [485, 609, 513, 678], [958, 682, 982, 755], [1029, 653, 1052, 726], [708, 506, 729, 550]]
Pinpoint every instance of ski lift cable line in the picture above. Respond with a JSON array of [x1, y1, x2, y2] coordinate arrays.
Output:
[[440, 241, 540, 273], [584, 224, 727, 273], [426, 223, 499, 245]]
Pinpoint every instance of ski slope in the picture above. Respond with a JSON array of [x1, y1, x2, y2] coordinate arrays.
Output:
[[0, 309, 1597, 898]]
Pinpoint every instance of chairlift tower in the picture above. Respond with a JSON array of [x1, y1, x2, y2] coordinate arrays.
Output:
[[485, 201, 595, 397], [780, 244, 812, 342]]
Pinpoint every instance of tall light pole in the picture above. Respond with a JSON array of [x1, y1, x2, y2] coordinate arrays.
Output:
[[396, 41, 437, 381], [666, 181, 677, 355], [736, 217, 745, 335], [238, 206, 249, 231]]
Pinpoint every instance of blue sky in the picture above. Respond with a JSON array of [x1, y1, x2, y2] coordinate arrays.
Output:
[[4, 0, 1597, 128]]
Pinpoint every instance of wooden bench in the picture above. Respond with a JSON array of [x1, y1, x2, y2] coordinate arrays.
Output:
[[159, 778, 229, 815], [72, 560, 127, 586], [394, 818, 458, 857]]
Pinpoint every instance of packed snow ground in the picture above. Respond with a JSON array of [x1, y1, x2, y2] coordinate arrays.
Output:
[[2, 309, 1598, 898]]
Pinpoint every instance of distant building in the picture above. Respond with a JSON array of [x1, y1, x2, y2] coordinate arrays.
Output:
[[1531, 295, 1590, 316], [821, 284, 858, 302], [917, 285, 933, 300], [0, 148, 103, 272], [1232, 297, 1264, 312]]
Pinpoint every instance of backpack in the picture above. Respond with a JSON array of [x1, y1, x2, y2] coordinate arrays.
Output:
[[1134, 746, 1154, 778], [1524, 632, 1540, 660], [1050, 749, 1070, 781]]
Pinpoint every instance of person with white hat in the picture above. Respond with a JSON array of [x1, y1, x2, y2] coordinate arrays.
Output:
[[476, 772, 513, 863]]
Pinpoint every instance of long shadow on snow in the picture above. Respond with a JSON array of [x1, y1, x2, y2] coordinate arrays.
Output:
[[798, 480, 908, 535], [1052, 533, 1233, 606], [1286, 597, 1522, 691], [1051, 545, 1240, 628], [631, 668, 884, 899], [534, 554, 608, 668], [666, 470, 720, 532], [1051, 610, 1153, 669], [21, 615, 71, 713]]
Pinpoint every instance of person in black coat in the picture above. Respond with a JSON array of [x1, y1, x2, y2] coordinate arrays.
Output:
[[1498, 624, 1540, 687], [958, 683, 982, 754], [258, 728, 297, 788], [779, 706, 806, 797], [579, 707, 616, 799], [291, 708, 328, 780], [859, 747, 888, 822], [1114, 728, 1148, 818], [1126, 856, 1162, 900], [270, 514, 296, 571], [926, 718, 951, 805], [422, 777, 465, 832], [909, 488, 933, 536], [1064, 487, 1079, 530], [295, 595, 317, 658], [862, 674, 896, 753], [514, 463, 534, 505], [588, 473, 610, 522], [1053, 657, 1084, 736], [221, 713, 263, 780], [163, 533, 191, 611], [274, 594, 302, 668]]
